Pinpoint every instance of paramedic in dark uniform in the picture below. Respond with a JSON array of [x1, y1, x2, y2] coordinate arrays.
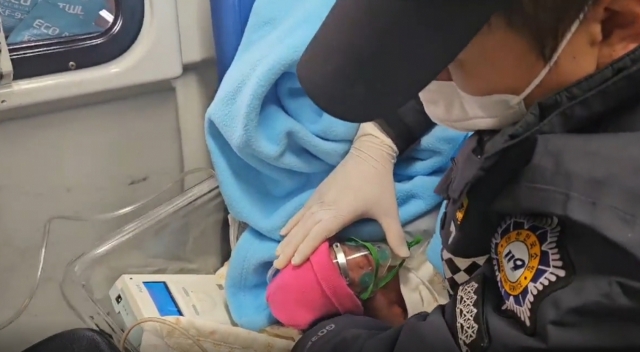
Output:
[[274, 0, 640, 351]]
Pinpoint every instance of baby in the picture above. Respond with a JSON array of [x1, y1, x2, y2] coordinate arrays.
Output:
[[266, 234, 449, 330]]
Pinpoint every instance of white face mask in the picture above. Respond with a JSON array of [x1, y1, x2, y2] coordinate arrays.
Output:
[[418, 13, 585, 132]]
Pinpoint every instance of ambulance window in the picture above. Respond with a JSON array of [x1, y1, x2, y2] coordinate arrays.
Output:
[[2, 0, 144, 80]]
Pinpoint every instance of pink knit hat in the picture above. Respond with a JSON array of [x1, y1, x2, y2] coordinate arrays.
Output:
[[266, 241, 363, 330]]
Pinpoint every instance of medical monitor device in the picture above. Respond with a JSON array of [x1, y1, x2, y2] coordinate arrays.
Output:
[[109, 274, 231, 347]]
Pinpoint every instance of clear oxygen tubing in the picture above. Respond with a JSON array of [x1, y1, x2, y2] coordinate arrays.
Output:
[[0, 168, 216, 331]]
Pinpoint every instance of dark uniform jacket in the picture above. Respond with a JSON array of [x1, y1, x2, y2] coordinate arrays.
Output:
[[291, 47, 640, 352]]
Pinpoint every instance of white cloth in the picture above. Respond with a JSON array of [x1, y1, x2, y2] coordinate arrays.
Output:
[[139, 317, 297, 352], [399, 230, 449, 317], [139, 263, 300, 352]]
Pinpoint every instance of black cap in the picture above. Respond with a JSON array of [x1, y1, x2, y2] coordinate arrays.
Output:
[[297, 0, 515, 123]]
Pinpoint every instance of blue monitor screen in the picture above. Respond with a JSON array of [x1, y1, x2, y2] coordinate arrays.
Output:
[[143, 281, 183, 317]]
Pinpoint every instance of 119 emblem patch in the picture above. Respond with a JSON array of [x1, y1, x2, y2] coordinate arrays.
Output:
[[490, 216, 573, 334]]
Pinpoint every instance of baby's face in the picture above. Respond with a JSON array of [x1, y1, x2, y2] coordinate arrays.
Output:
[[339, 243, 376, 294], [331, 243, 407, 326]]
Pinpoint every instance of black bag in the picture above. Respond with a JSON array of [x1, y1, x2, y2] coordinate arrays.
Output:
[[22, 329, 119, 352]]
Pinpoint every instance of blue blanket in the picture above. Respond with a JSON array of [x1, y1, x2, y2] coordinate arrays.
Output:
[[205, 0, 468, 331]]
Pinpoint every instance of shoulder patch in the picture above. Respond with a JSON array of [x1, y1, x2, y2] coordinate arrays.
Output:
[[490, 215, 573, 334]]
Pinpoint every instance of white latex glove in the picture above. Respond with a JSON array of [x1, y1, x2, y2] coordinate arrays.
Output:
[[273, 122, 410, 269]]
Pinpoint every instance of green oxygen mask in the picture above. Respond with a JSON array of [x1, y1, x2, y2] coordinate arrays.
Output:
[[331, 236, 423, 300]]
